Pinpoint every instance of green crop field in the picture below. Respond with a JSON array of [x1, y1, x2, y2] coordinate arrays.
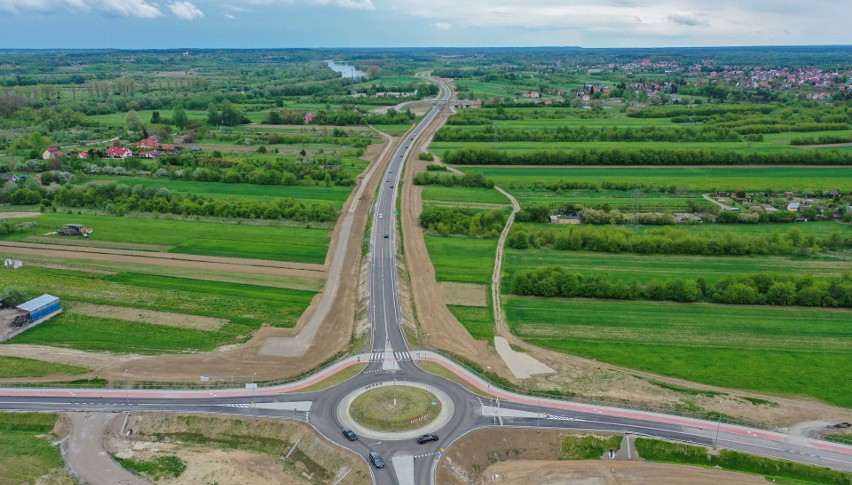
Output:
[[421, 186, 509, 205], [503, 248, 851, 286], [457, 166, 851, 192], [5, 213, 330, 264], [424, 235, 497, 284], [0, 413, 66, 485], [85, 175, 358, 208], [511, 192, 712, 211], [1, 267, 314, 329], [505, 296, 852, 406], [88, 109, 207, 126], [0, 356, 90, 378], [11, 312, 249, 354], [433, 140, 798, 154], [447, 303, 495, 342]]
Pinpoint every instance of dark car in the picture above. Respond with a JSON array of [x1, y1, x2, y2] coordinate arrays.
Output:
[[342, 429, 357, 441], [416, 433, 439, 444], [369, 451, 385, 468], [383, 233, 389, 238]]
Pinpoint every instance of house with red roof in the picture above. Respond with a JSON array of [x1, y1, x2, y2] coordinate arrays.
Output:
[[42, 147, 64, 160], [304, 112, 315, 125], [139, 150, 162, 159], [106, 147, 132, 159], [78, 151, 89, 159], [136, 137, 159, 149]]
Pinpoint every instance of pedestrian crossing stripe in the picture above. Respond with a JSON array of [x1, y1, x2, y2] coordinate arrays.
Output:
[[369, 351, 412, 361], [547, 414, 580, 421], [224, 403, 252, 408]]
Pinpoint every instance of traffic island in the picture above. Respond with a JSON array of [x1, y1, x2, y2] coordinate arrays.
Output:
[[337, 381, 455, 440], [350, 385, 439, 432]]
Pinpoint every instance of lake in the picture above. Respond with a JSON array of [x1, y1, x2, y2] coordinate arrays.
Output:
[[326, 60, 366, 79]]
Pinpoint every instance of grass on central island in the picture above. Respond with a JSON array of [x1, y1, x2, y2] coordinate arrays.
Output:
[[349, 386, 440, 432]]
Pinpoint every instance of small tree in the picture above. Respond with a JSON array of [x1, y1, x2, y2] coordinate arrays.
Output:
[[0, 286, 27, 306]]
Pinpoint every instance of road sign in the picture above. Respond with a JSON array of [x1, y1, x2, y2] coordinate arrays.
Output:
[[245, 383, 258, 389], [199, 376, 209, 382]]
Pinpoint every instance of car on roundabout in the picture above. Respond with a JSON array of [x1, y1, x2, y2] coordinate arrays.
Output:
[[416, 433, 439, 444], [342, 428, 357, 441], [369, 451, 386, 468]]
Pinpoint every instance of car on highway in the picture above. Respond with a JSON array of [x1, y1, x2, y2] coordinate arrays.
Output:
[[379, 214, 383, 219], [383, 233, 389, 238], [416, 433, 439, 444], [342, 429, 357, 441], [369, 451, 385, 468]]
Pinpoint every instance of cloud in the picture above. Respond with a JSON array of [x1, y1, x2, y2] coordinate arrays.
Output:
[[224, 12, 235, 19], [169, 0, 203, 20], [0, 0, 162, 17], [334, 0, 373, 10], [432, 22, 452, 30], [667, 12, 708, 28]]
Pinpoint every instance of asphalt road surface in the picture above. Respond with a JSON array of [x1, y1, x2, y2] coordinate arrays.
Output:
[[0, 78, 850, 485]]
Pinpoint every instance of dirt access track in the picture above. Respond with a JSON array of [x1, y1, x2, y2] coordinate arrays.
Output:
[[0, 137, 401, 384], [437, 428, 766, 485]]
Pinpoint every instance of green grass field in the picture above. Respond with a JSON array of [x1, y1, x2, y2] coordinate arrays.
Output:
[[424, 235, 497, 284], [0, 356, 90, 378], [0, 413, 65, 485], [433, 140, 801, 154], [448, 304, 494, 341], [503, 248, 851, 286], [505, 296, 852, 407], [88, 109, 207, 126], [6, 213, 330, 264], [1, 267, 314, 329], [11, 312, 249, 354], [421, 186, 509, 205], [457, 166, 852, 192]]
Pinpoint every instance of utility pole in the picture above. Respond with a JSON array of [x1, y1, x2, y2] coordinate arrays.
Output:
[[714, 412, 722, 447], [123, 369, 129, 405]]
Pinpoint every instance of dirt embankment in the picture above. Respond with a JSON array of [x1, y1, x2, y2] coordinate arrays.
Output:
[[438, 428, 765, 485], [105, 413, 370, 485], [400, 104, 509, 376]]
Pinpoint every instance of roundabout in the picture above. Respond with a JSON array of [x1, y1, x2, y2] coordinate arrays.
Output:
[[337, 381, 455, 440]]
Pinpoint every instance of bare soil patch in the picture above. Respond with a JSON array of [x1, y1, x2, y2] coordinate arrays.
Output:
[[28, 262, 117, 275], [439, 282, 488, 307], [0, 211, 41, 219], [71, 303, 227, 331], [105, 413, 370, 485], [400, 109, 509, 376], [481, 460, 766, 485]]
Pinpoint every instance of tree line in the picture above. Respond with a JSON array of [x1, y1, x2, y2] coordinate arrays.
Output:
[[47, 183, 339, 222], [419, 206, 506, 238], [510, 266, 852, 308], [442, 147, 852, 166], [507, 224, 849, 256], [412, 171, 494, 188], [435, 125, 742, 143]]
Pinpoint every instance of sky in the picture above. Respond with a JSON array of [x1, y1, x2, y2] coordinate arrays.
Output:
[[0, 0, 850, 49]]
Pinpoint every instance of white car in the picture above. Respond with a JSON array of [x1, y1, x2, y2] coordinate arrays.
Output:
[[379, 214, 383, 219]]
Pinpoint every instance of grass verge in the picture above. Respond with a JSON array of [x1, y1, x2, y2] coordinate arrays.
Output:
[[114, 455, 186, 481], [294, 364, 367, 392], [0, 356, 91, 378], [634, 438, 852, 484], [560, 434, 623, 460], [0, 412, 64, 484], [349, 386, 440, 432]]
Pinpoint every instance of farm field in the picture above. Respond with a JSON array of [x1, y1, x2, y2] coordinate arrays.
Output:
[[3, 213, 331, 264], [0, 356, 90, 378], [456, 166, 852, 192], [84, 175, 361, 208], [0, 413, 67, 484], [0, 266, 316, 353], [505, 296, 852, 407], [511, 191, 713, 211], [424, 235, 497, 285], [421, 186, 510, 205], [502, 248, 851, 286], [432, 140, 804, 154]]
